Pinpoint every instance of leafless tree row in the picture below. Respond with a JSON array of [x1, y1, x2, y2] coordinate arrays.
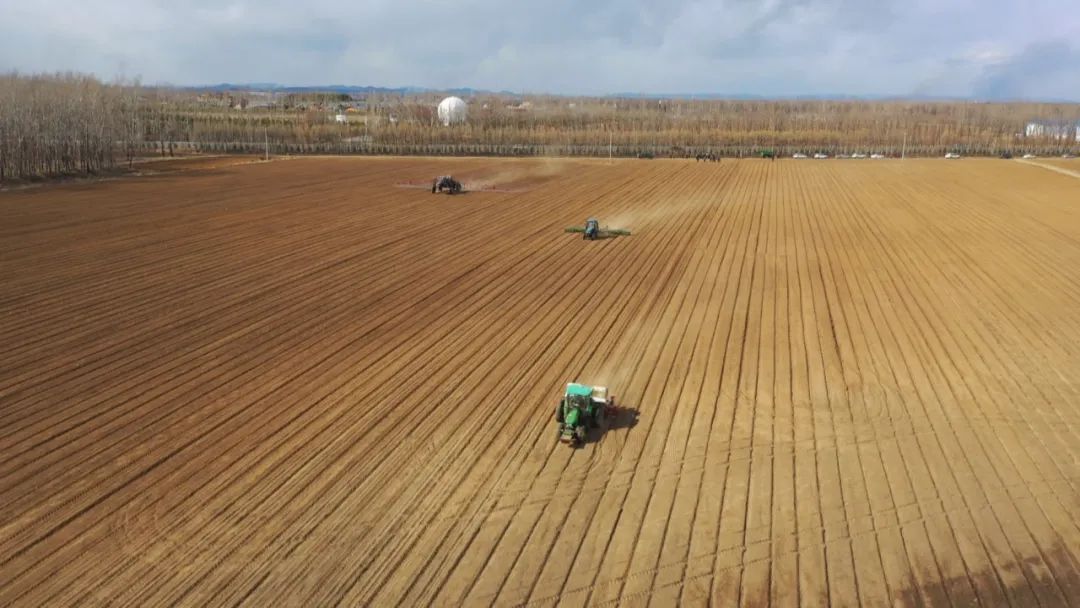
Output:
[[3, 72, 1078, 182], [0, 73, 146, 181], [163, 94, 1078, 155]]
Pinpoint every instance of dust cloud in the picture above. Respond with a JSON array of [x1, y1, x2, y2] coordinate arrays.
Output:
[[465, 157, 570, 191]]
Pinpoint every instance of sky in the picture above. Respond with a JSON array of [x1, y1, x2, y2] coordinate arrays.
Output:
[[1, 0, 1078, 100]]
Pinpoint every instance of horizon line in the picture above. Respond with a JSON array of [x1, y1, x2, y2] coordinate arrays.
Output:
[[167, 82, 1080, 104]]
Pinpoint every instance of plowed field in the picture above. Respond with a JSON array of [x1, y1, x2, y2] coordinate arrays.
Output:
[[2, 157, 1079, 606]]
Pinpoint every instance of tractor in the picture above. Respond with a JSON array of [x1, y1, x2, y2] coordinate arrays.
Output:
[[564, 218, 631, 240], [555, 383, 617, 446], [432, 175, 463, 194]]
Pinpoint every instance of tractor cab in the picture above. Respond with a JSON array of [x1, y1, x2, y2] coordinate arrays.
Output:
[[584, 218, 600, 240], [566, 383, 593, 405]]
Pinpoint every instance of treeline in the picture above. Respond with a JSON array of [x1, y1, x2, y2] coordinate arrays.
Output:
[[368, 96, 1080, 153], [163, 93, 1080, 155], [0, 73, 143, 181], [3, 72, 1079, 182]]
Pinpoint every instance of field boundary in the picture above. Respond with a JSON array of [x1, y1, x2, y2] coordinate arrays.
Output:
[[1015, 158, 1080, 180]]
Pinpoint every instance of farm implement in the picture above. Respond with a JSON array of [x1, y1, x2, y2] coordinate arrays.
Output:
[[564, 218, 631, 240], [555, 382, 618, 446]]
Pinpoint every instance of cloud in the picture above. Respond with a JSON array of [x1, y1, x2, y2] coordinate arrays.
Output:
[[0, 0, 1078, 99], [973, 41, 1080, 100]]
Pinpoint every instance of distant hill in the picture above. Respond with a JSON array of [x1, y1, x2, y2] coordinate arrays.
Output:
[[185, 83, 517, 97], [175, 83, 1076, 103], [606, 92, 983, 102]]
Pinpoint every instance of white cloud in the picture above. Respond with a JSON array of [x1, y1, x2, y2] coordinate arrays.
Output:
[[0, 0, 1077, 99]]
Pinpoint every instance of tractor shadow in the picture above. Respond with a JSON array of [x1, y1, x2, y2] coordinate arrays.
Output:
[[606, 406, 639, 431], [578, 406, 639, 448]]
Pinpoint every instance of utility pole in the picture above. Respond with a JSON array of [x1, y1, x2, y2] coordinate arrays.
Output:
[[264, 127, 269, 161], [609, 129, 613, 164]]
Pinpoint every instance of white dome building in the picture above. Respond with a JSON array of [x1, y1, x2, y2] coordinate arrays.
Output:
[[437, 96, 467, 126]]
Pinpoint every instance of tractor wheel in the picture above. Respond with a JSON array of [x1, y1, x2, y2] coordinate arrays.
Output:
[[595, 406, 606, 429], [555, 402, 564, 423], [575, 426, 587, 444]]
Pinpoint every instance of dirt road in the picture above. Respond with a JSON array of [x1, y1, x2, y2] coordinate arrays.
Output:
[[1, 157, 1078, 606], [1018, 158, 1080, 180]]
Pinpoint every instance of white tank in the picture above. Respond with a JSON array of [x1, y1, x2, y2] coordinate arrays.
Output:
[[437, 96, 467, 126]]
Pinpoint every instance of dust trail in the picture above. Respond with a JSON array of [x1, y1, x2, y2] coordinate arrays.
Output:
[[465, 158, 571, 191], [602, 212, 638, 232], [603, 195, 722, 235], [585, 366, 634, 399]]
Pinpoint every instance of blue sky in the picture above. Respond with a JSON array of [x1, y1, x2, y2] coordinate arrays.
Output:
[[2, 0, 1078, 99]]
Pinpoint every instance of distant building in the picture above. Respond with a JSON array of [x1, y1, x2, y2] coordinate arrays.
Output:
[[1025, 120, 1080, 141]]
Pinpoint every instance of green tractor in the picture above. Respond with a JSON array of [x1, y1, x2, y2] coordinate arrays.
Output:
[[555, 382, 617, 446]]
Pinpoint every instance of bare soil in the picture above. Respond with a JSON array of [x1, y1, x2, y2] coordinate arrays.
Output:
[[1, 157, 1078, 606]]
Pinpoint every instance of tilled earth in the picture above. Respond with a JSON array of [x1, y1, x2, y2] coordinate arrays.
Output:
[[1, 156, 1079, 606]]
